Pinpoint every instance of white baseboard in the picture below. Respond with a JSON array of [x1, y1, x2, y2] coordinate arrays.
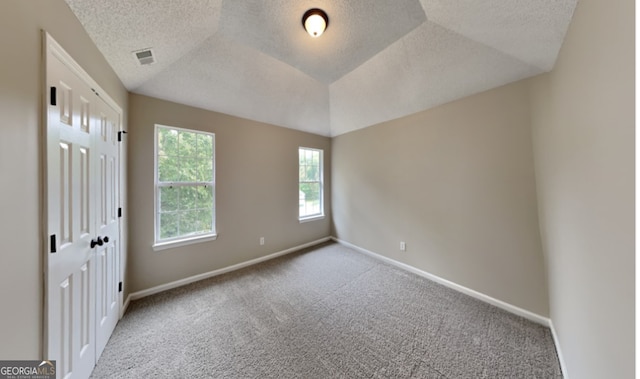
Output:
[[128, 237, 332, 301], [549, 320, 569, 378], [332, 237, 551, 327]]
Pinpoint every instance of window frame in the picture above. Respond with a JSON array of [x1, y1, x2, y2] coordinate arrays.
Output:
[[153, 124, 216, 250], [298, 147, 324, 222]]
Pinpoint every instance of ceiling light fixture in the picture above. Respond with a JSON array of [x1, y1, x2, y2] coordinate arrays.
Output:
[[302, 8, 329, 38]]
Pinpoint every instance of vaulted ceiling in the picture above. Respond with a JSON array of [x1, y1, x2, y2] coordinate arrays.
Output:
[[65, 0, 578, 136]]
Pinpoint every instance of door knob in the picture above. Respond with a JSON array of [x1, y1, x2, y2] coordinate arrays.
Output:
[[91, 236, 104, 248]]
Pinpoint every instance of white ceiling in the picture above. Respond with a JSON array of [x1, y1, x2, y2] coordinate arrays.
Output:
[[65, 0, 578, 136]]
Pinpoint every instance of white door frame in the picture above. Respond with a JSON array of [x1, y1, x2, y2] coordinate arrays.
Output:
[[42, 31, 125, 362]]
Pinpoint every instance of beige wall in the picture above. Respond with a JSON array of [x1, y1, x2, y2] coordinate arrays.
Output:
[[332, 80, 549, 316], [127, 94, 331, 292], [0, 0, 128, 359], [529, 0, 634, 377]]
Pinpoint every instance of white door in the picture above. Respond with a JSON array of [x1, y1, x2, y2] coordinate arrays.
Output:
[[94, 99, 120, 358], [45, 34, 121, 379]]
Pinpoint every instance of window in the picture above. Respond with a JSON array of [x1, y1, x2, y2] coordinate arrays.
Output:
[[154, 125, 215, 248], [299, 147, 324, 221]]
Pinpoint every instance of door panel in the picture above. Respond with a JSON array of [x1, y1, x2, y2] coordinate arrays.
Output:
[[79, 147, 90, 235], [94, 102, 120, 358], [47, 54, 96, 379]]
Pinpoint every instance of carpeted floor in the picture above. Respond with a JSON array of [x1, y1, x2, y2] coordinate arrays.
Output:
[[91, 242, 562, 378]]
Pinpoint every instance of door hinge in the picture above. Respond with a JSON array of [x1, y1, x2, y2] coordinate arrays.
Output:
[[117, 130, 128, 142], [118, 282, 123, 293], [50, 87, 57, 106], [118, 207, 122, 218], [50, 234, 57, 253]]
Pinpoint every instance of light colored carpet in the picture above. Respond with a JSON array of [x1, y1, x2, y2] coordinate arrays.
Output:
[[91, 242, 562, 378]]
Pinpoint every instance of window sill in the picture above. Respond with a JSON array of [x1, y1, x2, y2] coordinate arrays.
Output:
[[299, 215, 325, 223], [153, 233, 217, 251]]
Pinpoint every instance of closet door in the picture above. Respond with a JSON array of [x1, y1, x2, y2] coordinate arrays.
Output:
[[94, 99, 120, 359], [45, 33, 122, 379], [46, 44, 97, 379]]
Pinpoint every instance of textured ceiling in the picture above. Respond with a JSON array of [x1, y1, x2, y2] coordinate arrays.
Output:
[[218, 0, 427, 84], [65, 0, 578, 136]]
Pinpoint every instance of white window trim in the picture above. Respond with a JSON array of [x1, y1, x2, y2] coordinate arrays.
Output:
[[153, 124, 216, 249], [153, 233, 217, 251], [298, 147, 324, 222], [299, 214, 325, 223]]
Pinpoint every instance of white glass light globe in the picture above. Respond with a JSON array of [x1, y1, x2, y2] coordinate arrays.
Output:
[[304, 14, 326, 37]]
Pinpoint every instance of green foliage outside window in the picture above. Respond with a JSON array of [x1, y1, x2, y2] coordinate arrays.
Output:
[[156, 126, 215, 241]]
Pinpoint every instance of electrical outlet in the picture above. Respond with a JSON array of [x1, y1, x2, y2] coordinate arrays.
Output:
[[400, 241, 406, 251], [260, 237, 265, 246]]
